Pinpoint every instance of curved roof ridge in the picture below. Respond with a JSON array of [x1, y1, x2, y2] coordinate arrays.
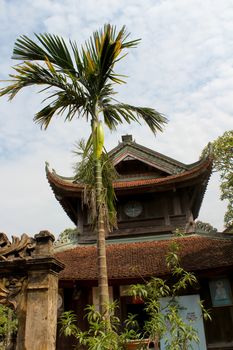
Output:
[[46, 157, 212, 191], [113, 157, 211, 188], [109, 140, 201, 170], [45, 162, 75, 182]]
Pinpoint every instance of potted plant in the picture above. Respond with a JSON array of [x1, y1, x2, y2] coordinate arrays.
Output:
[[60, 303, 150, 350], [60, 303, 124, 350], [121, 313, 148, 350], [124, 339, 148, 350]]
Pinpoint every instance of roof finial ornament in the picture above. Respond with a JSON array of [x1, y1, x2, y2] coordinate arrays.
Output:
[[121, 134, 133, 143]]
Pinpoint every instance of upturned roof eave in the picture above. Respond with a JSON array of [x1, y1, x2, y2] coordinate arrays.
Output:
[[46, 157, 212, 225], [45, 162, 84, 194], [45, 157, 212, 193]]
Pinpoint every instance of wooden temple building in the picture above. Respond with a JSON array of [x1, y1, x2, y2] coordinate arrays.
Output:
[[46, 135, 233, 350]]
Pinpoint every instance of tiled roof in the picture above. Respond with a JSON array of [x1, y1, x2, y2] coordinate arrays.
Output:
[[113, 159, 211, 189], [46, 158, 211, 192], [108, 140, 199, 173], [55, 235, 233, 281]]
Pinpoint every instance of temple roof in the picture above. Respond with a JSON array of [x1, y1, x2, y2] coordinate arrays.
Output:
[[55, 235, 233, 281], [109, 135, 200, 174], [46, 135, 212, 224], [46, 157, 211, 191]]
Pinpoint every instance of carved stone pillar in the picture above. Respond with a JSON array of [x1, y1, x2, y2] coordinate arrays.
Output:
[[0, 230, 64, 350], [23, 231, 64, 350]]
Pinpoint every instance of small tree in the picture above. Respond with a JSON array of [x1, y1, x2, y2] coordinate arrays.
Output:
[[201, 130, 233, 229], [60, 303, 125, 350], [128, 236, 209, 350], [0, 305, 17, 350]]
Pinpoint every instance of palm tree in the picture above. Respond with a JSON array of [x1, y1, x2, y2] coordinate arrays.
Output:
[[0, 24, 167, 315], [73, 139, 118, 232]]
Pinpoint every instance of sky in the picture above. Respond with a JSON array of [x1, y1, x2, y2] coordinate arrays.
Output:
[[0, 0, 232, 238]]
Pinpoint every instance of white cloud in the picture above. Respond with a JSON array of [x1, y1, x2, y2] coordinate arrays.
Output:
[[0, 0, 232, 237]]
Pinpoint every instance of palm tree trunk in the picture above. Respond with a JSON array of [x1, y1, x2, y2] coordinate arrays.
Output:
[[92, 113, 110, 316], [95, 157, 110, 315]]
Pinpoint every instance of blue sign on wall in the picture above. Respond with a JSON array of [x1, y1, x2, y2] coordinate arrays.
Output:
[[160, 294, 207, 350]]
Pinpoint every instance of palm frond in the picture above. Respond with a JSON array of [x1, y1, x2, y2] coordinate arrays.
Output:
[[0, 59, 91, 128], [34, 90, 88, 129], [102, 103, 167, 133], [0, 60, 66, 100], [79, 24, 140, 94], [13, 33, 78, 75]]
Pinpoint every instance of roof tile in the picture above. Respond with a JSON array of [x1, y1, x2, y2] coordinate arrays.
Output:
[[55, 235, 233, 281]]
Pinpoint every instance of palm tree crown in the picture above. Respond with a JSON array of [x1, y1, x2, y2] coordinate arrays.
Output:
[[0, 24, 167, 131]]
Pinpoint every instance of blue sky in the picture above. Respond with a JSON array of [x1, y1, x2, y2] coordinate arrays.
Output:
[[0, 0, 232, 237]]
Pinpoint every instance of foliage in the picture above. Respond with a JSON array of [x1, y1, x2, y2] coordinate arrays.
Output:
[[60, 233, 210, 350], [60, 303, 150, 349], [0, 305, 17, 349], [122, 313, 143, 341], [164, 304, 199, 350], [60, 303, 133, 350], [73, 138, 118, 230], [201, 130, 233, 228], [128, 235, 205, 350]]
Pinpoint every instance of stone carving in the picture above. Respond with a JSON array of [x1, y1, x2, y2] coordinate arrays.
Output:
[[195, 221, 218, 234], [0, 230, 63, 350], [0, 276, 27, 309], [54, 228, 79, 247], [0, 233, 36, 260]]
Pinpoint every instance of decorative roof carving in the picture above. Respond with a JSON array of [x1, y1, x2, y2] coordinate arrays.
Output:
[[195, 221, 218, 234], [0, 233, 36, 260], [54, 228, 79, 250], [0, 231, 56, 260], [121, 134, 133, 143]]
